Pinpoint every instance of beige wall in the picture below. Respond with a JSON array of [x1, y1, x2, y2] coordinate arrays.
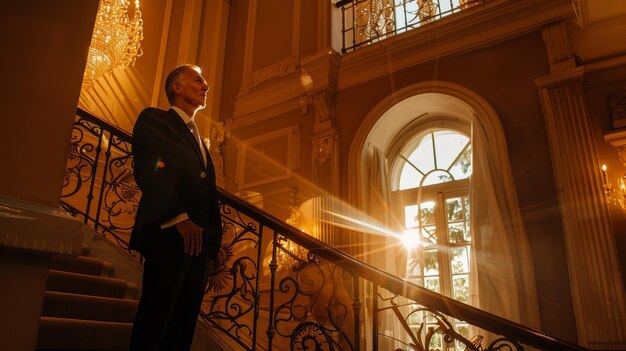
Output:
[[0, 0, 99, 207]]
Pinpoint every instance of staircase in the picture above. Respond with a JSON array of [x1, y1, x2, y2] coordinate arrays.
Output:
[[36, 253, 139, 350], [54, 107, 593, 351]]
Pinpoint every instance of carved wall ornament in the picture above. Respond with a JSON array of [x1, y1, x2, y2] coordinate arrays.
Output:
[[312, 91, 333, 126], [312, 134, 335, 164]]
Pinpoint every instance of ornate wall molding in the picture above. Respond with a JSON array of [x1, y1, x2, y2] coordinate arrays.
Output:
[[230, 50, 339, 130], [312, 130, 337, 165], [236, 126, 300, 190], [240, 0, 302, 96]]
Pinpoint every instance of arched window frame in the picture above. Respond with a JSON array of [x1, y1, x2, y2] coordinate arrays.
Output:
[[388, 120, 473, 339], [348, 82, 541, 338]]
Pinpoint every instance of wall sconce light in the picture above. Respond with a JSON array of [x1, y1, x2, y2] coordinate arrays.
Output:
[[601, 164, 626, 210]]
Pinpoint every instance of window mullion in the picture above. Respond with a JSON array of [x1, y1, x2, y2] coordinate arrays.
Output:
[[436, 191, 452, 297]]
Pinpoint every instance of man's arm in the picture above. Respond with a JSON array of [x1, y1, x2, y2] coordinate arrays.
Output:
[[132, 109, 186, 226]]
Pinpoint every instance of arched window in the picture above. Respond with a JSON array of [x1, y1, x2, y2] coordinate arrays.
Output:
[[350, 85, 541, 342], [390, 126, 472, 341]]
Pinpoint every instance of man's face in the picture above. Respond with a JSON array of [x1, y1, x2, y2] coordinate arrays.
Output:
[[174, 68, 209, 110]]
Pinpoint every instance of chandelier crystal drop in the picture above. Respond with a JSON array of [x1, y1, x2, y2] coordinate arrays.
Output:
[[82, 0, 144, 88]]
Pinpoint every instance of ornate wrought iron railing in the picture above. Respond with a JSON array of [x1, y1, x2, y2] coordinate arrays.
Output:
[[336, 0, 484, 53], [62, 107, 141, 261], [62, 108, 589, 351]]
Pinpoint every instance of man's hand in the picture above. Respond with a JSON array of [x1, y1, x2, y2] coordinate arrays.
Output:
[[175, 219, 203, 256]]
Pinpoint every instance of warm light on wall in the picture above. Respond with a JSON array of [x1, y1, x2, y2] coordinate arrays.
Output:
[[601, 164, 626, 210], [82, 0, 144, 88]]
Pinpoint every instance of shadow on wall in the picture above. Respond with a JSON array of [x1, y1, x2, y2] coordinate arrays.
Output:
[[78, 67, 152, 133]]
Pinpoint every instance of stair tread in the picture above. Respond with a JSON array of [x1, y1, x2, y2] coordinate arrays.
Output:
[[38, 316, 132, 350], [40, 316, 133, 326], [47, 269, 137, 298], [48, 269, 127, 283], [51, 255, 113, 276], [43, 291, 138, 322], [45, 290, 137, 303]]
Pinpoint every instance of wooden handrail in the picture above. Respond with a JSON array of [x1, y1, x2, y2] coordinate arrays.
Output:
[[217, 188, 588, 351]]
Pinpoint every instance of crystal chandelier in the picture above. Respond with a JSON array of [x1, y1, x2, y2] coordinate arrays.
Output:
[[82, 0, 144, 88]]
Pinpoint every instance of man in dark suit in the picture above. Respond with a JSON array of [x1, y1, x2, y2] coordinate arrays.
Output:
[[129, 64, 222, 350]]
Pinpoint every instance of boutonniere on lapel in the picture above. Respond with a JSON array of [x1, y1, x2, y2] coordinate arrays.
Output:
[[153, 157, 165, 172], [203, 137, 211, 150]]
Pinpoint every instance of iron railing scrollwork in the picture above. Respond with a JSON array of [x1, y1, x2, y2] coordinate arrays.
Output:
[[63, 108, 590, 351], [336, 0, 484, 53], [62, 108, 140, 261]]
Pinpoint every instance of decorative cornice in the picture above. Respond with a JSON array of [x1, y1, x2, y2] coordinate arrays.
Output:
[[336, 0, 575, 90], [239, 56, 301, 95], [535, 66, 585, 88], [230, 50, 339, 130]]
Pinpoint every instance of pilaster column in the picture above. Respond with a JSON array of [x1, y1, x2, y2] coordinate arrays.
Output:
[[311, 91, 339, 246], [537, 47, 626, 349]]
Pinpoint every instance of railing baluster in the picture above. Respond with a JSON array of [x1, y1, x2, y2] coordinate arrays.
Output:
[[373, 282, 379, 349], [84, 122, 103, 229], [352, 275, 361, 350], [266, 231, 279, 351], [93, 129, 113, 231], [252, 224, 264, 350]]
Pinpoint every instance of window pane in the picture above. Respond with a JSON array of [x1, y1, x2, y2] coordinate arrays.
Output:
[[448, 223, 466, 244], [453, 274, 469, 303], [399, 162, 423, 190], [404, 205, 419, 228], [424, 250, 439, 275], [422, 226, 437, 246], [451, 247, 469, 274], [419, 201, 436, 225], [408, 133, 434, 173], [407, 251, 423, 277], [446, 197, 464, 222], [424, 276, 440, 292], [447, 196, 470, 244], [449, 145, 472, 180], [434, 130, 469, 170]]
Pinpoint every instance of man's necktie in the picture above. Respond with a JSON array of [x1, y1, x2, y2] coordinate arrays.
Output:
[[187, 120, 207, 165]]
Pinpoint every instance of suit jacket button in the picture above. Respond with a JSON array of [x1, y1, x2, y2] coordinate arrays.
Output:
[[200, 171, 207, 178]]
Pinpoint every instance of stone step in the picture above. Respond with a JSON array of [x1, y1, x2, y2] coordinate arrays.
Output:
[[50, 255, 113, 276], [46, 270, 137, 299], [37, 316, 132, 350], [42, 291, 138, 323]]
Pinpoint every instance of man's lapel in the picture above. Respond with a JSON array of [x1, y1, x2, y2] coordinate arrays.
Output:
[[167, 109, 206, 168]]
